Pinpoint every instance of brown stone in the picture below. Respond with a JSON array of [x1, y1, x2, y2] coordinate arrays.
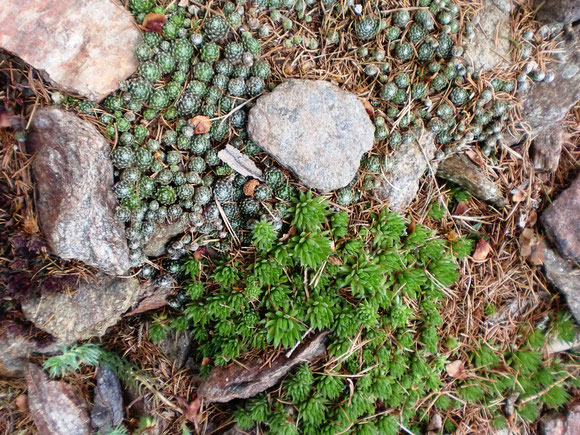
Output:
[[21, 273, 141, 343], [0, 320, 57, 378], [0, 0, 140, 101], [26, 363, 91, 435], [143, 221, 187, 258], [28, 107, 129, 275], [198, 332, 329, 402], [436, 154, 508, 208], [541, 175, 580, 263]]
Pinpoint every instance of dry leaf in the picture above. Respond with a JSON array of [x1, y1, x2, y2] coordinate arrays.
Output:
[[279, 226, 297, 243], [473, 238, 491, 261], [527, 210, 538, 227], [191, 116, 212, 134], [454, 201, 469, 216], [328, 255, 343, 266], [530, 239, 546, 266], [445, 360, 467, 379], [446, 230, 459, 242], [243, 179, 260, 196], [218, 145, 264, 180], [519, 228, 535, 257], [142, 13, 166, 34], [407, 219, 416, 235], [15, 394, 28, 413], [201, 357, 212, 366], [362, 99, 374, 116], [465, 149, 484, 167], [512, 187, 526, 202]]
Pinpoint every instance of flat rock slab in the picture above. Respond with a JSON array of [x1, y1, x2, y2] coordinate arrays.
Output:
[[199, 331, 329, 402], [372, 130, 436, 210], [541, 175, 580, 263], [248, 80, 374, 192], [464, 0, 512, 73], [26, 363, 91, 435], [534, 0, 580, 25], [0, 0, 140, 101], [437, 154, 508, 208], [543, 247, 580, 323], [91, 366, 124, 432], [0, 320, 57, 378], [22, 273, 141, 343], [28, 107, 130, 275], [523, 26, 580, 132]]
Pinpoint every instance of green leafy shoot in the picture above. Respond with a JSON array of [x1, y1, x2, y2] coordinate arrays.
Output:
[[43, 343, 102, 377], [252, 220, 277, 251], [290, 190, 328, 232]]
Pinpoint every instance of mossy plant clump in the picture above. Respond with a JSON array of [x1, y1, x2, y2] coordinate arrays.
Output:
[[77, 2, 294, 268], [168, 193, 473, 433]]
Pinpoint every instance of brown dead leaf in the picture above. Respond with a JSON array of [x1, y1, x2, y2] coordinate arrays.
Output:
[[201, 357, 212, 367], [183, 396, 202, 425], [446, 230, 459, 242], [465, 149, 484, 167], [527, 210, 538, 227], [279, 226, 297, 243], [512, 187, 526, 202], [142, 13, 166, 34], [283, 64, 297, 75], [445, 360, 467, 379], [454, 201, 469, 216], [519, 228, 536, 257], [407, 219, 416, 235], [473, 238, 491, 261], [15, 394, 28, 413], [193, 246, 207, 260], [530, 239, 546, 266], [191, 116, 212, 134], [362, 99, 374, 116], [328, 255, 343, 266], [243, 179, 260, 197]]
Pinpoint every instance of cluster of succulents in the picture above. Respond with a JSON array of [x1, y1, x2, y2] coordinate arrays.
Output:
[[92, 1, 302, 267]]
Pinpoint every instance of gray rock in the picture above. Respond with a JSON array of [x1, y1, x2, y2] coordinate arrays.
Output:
[[124, 277, 176, 317], [540, 399, 580, 435], [248, 80, 374, 192], [543, 247, 580, 323], [371, 130, 436, 210], [28, 107, 130, 275], [91, 366, 124, 433], [0, 0, 140, 101], [21, 273, 141, 343], [157, 329, 194, 369], [532, 124, 564, 172], [534, 0, 580, 25], [436, 154, 508, 208], [26, 363, 91, 435], [199, 331, 329, 402], [541, 175, 580, 263], [464, 0, 512, 73], [523, 26, 580, 132], [143, 221, 187, 257], [0, 320, 57, 378]]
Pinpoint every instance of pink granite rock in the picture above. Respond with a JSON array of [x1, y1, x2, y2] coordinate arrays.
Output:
[[0, 0, 140, 101]]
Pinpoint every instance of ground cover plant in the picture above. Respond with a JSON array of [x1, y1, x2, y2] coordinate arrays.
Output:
[[1, 0, 579, 434]]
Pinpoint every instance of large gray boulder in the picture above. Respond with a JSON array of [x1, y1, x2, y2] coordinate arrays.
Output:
[[28, 107, 130, 275], [248, 80, 374, 192], [534, 0, 580, 26], [0, 0, 140, 101]]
